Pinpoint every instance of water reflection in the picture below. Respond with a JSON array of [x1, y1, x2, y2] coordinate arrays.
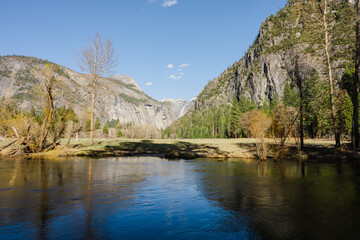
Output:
[[192, 159, 360, 239], [0, 157, 153, 239], [0, 157, 359, 239]]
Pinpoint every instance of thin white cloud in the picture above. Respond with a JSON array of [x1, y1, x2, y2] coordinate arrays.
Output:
[[169, 74, 182, 80], [147, 0, 158, 3], [145, 82, 153, 86], [178, 72, 184, 75], [179, 63, 190, 68], [162, 0, 178, 7], [167, 64, 174, 69]]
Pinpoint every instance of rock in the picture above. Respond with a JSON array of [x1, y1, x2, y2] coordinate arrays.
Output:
[[194, 0, 355, 110], [160, 97, 196, 119], [0, 56, 191, 129]]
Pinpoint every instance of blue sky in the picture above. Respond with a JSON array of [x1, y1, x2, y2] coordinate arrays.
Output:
[[1, 0, 287, 101]]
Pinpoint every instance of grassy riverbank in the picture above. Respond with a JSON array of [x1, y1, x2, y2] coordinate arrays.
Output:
[[0, 138, 356, 160]]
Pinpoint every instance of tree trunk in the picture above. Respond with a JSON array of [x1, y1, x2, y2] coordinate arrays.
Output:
[[12, 127, 20, 138], [300, 79, 304, 149], [67, 126, 83, 147], [39, 84, 55, 151], [90, 77, 96, 146], [323, 0, 341, 148], [354, 0, 360, 149], [0, 140, 17, 151], [279, 110, 301, 152], [295, 58, 304, 150]]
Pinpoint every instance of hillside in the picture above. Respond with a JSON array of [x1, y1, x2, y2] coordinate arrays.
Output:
[[167, 0, 357, 138], [0, 55, 183, 129], [195, 0, 355, 109]]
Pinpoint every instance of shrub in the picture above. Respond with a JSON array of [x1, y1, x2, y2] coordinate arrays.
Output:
[[241, 109, 271, 160]]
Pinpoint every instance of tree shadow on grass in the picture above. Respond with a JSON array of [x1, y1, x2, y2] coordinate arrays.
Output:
[[255, 141, 357, 161], [235, 143, 256, 150], [101, 140, 225, 159], [301, 144, 356, 161]]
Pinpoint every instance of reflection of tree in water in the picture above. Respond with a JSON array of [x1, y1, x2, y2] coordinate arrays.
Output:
[[1, 158, 360, 239], [0, 157, 153, 239], [193, 159, 360, 239], [39, 159, 49, 239]]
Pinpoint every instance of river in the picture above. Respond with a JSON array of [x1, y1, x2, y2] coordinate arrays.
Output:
[[0, 157, 360, 239]]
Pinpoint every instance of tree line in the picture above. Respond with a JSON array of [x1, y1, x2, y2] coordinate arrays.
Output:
[[165, 67, 356, 144]]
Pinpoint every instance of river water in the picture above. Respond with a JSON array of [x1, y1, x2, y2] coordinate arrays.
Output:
[[0, 157, 360, 239]]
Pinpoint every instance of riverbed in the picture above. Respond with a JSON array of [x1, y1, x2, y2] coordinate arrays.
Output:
[[0, 157, 360, 239]]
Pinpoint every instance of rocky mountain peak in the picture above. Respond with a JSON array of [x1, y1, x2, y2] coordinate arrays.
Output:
[[0, 55, 192, 129], [109, 75, 143, 92]]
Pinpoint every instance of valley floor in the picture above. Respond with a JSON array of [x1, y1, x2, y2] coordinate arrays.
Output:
[[0, 138, 357, 161]]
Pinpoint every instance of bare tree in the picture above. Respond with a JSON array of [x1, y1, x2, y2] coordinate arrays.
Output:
[[1, 64, 74, 155], [38, 64, 58, 150], [295, 57, 304, 149], [77, 33, 118, 145], [308, 0, 341, 147], [354, 0, 360, 150], [241, 110, 271, 161], [322, 0, 341, 147], [270, 104, 300, 160]]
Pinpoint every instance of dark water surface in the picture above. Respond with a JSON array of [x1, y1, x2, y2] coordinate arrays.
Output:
[[1, 157, 360, 239]]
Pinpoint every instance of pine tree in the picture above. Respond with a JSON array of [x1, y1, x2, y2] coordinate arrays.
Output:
[[85, 119, 91, 131], [239, 96, 257, 113], [230, 97, 242, 138], [102, 124, 109, 135], [303, 69, 331, 138], [270, 94, 281, 110], [95, 118, 101, 130], [337, 91, 353, 137]]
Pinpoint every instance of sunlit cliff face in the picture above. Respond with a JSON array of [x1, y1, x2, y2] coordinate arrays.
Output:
[[0, 56, 189, 129]]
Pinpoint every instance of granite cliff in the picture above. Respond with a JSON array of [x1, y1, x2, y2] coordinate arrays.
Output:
[[160, 98, 196, 119], [194, 0, 356, 110], [0, 55, 185, 129]]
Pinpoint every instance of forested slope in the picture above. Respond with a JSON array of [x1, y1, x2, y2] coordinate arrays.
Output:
[[166, 0, 357, 139]]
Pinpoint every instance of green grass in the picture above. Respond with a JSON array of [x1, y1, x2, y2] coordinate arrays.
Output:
[[1, 137, 354, 161], [43, 138, 352, 159]]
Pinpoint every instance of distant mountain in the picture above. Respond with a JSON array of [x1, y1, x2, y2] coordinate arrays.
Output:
[[0, 55, 190, 129], [160, 98, 196, 119]]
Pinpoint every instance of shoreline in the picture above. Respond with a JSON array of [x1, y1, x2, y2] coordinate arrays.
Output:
[[0, 138, 358, 161]]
